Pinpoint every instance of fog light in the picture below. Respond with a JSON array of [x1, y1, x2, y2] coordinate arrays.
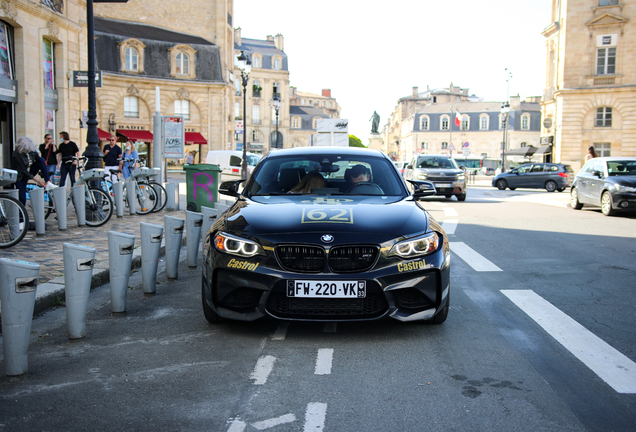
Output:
[[620, 201, 629, 208]]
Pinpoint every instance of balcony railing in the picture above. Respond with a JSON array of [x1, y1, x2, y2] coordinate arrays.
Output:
[[594, 76, 615, 86]]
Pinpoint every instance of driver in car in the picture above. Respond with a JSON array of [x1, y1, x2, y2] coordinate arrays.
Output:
[[349, 164, 371, 183]]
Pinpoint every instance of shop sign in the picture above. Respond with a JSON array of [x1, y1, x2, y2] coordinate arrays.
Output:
[[162, 116, 185, 159], [44, 88, 58, 110], [72, 71, 102, 88], [0, 77, 17, 103]]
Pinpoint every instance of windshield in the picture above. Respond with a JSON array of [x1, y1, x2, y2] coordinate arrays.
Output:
[[416, 156, 459, 169], [607, 160, 636, 176], [246, 155, 261, 166], [245, 153, 407, 197]]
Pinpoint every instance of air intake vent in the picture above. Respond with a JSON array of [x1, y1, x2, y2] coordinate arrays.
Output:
[[276, 245, 326, 272], [329, 246, 378, 273]]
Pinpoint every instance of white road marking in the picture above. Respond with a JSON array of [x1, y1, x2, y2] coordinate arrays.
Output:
[[323, 322, 337, 333], [250, 355, 276, 385], [271, 322, 289, 340], [442, 207, 458, 217], [227, 419, 246, 432], [252, 414, 296, 430], [449, 242, 502, 272], [442, 219, 458, 235], [314, 349, 334, 375], [304, 402, 327, 432], [502, 290, 636, 394]]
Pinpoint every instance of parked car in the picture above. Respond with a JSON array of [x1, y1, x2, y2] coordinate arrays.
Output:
[[479, 167, 495, 176], [492, 163, 573, 192], [204, 150, 261, 182], [393, 160, 409, 177], [403, 154, 466, 201], [571, 157, 636, 216], [202, 147, 451, 324]]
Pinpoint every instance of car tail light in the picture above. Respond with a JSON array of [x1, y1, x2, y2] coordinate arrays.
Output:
[[558, 173, 568, 177]]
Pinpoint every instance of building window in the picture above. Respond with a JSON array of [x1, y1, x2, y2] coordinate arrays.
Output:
[[520, 142, 528, 147], [599, 0, 618, 5], [461, 116, 469, 130], [291, 117, 300, 128], [252, 56, 260, 68], [252, 104, 260, 125], [596, 47, 616, 75], [124, 96, 138, 118], [252, 80, 261, 97], [595, 107, 612, 127], [174, 100, 190, 120], [312, 117, 320, 129], [420, 116, 429, 130], [421, 142, 428, 150], [234, 102, 240, 119], [329, 102, 332, 108], [521, 114, 530, 130], [309, 100, 312, 105], [322, 101, 325, 106], [252, 130, 260, 142], [441, 116, 449, 130], [441, 142, 448, 150], [301, 99, 306, 105], [175, 53, 189, 75], [125, 47, 138, 71], [480, 115, 489, 130], [273, 58, 281, 70], [594, 142, 611, 157]]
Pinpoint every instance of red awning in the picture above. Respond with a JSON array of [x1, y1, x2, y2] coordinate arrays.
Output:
[[97, 128, 111, 141], [116, 129, 154, 143], [185, 132, 207, 145]]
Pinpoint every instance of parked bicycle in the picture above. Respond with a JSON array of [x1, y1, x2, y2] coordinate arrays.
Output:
[[0, 168, 29, 248], [104, 158, 165, 214]]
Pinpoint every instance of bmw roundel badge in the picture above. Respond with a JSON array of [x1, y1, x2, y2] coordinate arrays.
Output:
[[321, 234, 334, 243]]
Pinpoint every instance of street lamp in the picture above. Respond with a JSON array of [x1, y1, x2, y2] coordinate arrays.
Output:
[[271, 94, 280, 150], [500, 101, 510, 172], [236, 50, 252, 179]]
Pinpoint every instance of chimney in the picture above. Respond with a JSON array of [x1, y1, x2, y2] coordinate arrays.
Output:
[[234, 27, 241, 46], [275, 33, 284, 51], [266, 35, 274, 42], [509, 94, 521, 109], [322, 89, 331, 97], [412, 86, 418, 97]]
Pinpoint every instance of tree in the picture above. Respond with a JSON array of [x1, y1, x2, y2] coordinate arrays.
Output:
[[349, 135, 365, 148]]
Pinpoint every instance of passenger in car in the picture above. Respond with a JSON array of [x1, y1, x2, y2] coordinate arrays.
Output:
[[289, 171, 326, 193]]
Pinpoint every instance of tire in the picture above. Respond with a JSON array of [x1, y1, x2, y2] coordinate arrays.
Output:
[[545, 180, 557, 192], [202, 278, 224, 323], [136, 183, 158, 215], [496, 179, 507, 190], [84, 188, 114, 227], [570, 187, 583, 210], [509, 188, 516, 191], [456, 193, 466, 202], [601, 191, 616, 216], [557, 188, 565, 192], [147, 181, 167, 212], [0, 195, 29, 248], [425, 291, 449, 325], [187, 202, 197, 212]]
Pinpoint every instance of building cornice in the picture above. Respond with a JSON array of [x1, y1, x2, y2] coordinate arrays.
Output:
[[541, 22, 559, 38]]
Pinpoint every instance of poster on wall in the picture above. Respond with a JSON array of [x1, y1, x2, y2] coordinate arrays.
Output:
[[0, 23, 12, 79], [43, 39, 54, 89], [162, 116, 185, 159]]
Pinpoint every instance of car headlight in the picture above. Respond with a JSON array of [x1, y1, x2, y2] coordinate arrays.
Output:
[[388, 232, 440, 258], [616, 185, 636, 193], [214, 232, 265, 257], [417, 173, 428, 180], [456, 174, 465, 181]]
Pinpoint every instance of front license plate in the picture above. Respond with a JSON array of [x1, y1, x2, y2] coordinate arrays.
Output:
[[287, 280, 366, 298], [435, 183, 452, 188]]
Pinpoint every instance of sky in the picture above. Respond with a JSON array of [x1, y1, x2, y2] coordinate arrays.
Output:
[[235, 0, 554, 144]]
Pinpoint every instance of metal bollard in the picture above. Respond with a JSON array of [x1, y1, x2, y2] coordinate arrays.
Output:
[[165, 182, 178, 210], [200, 206, 218, 241], [63, 243, 96, 339], [71, 183, 86, 226], [185, 211, 204, 268], [164, 215, 184, 279], [29, 187, 46, 235], [0, 258, 39, 376], [125, 178, 136, 215], [112, 181, 125, 218], [107, 231, 136, 313], [51, 186, 67, 230], [140, 223, 164, 294], [4, 189, 21, 239]]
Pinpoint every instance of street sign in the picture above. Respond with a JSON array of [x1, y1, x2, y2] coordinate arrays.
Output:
[[72, 71, 103, 87], [162, 116, 185, 159], [463, 149, 470, 157], [449, 143, 456, 151], [235, 120, 243, 134], [463, 142, 470, 148]]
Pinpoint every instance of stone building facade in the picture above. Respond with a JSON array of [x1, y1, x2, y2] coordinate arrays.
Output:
[[288, 105, 330, 147], [541, 0, 636, 172], [290, 87, 341, 119]]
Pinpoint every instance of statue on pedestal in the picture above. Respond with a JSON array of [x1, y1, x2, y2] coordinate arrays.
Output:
[[369, 111, 380, 134]]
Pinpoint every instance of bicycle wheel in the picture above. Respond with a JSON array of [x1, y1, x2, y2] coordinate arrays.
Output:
[[0, 195, 29, 248], [136, 183, 157, 215], [84, 187, 113, 227], [147, 181, 167, 212]]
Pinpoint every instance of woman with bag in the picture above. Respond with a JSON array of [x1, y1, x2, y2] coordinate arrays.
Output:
[[121, 141, 139, 179], [11, 136, 57, 205]]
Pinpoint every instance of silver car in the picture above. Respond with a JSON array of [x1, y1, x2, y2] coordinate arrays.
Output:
[[403, 155, 467, 201]]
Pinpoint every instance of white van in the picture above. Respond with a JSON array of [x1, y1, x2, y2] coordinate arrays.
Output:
[[204, 150, 261, 182]]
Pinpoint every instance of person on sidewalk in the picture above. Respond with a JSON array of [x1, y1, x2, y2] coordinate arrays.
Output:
[[39, 133, 58, 181], [11, 136, 57, 205], [57, 131, 80, 187], [121, 141, 138, 179], [103, 135, 123, 182]]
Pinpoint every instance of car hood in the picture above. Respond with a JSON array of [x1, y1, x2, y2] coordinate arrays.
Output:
[[222, 196, 430, 239]]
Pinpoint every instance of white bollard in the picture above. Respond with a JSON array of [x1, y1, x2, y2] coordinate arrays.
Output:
[[29, 187, 46, 235], [51, 186, 67, 230], [112, 181, 125, 218], [71, 183, 86, 226], [63, 243, 96, 339], [164, 215, 184, 280], [140, 223, 164, 294], [107, 231, 136, 313], [185, 211, 204, 268], [0, 258, 39, 376]]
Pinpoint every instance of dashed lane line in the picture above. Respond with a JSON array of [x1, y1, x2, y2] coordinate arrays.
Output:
[[449, 242, 502, 272], [502, 290, 636, 394], [304, 402, 328, 432], [250, 355, 276, 385], [271, 322, 289, 340], [252, 414, 296, 430], [314, 349, 334, 375]]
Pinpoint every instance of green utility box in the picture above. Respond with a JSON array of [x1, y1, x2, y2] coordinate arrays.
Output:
[[183, 164, 222, 212]]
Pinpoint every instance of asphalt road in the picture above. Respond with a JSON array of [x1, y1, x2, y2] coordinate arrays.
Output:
[[1, 187, 635, 431]]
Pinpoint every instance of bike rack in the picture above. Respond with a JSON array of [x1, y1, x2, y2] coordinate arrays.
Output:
[[140, 222, 164, 294], [112, 181, 125, 218], [165, 183, 179, 210], [200, 206, 218, 242], [186, 210, 203, 268], [3, 189, 22, 240], [29, 187, 46, 235], [71, 183, 86, 226], [107, 231, 136, 313], [51, 186, 67, 230], [63, 243, 96, 339], [125, 177, 137, 215], [164, 215, 184, 280]]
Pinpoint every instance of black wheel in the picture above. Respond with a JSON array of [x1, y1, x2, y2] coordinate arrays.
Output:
[[601, 191, 616, 216], [509, 188, 516, 191], [202, 278, 224, 323], [84, 188, 114, 227], [136, 183, 158, 215], [570, 187, 583, 210], [545, 180, 557, 192], [0, 195, 29, 248], [496, 179, 507, 190], [557, 188, 565, 192], [425, 291, 449, 325], [456, 193, 466, 202], [147, 181, 167, 212], [187, 202, 197, 212]]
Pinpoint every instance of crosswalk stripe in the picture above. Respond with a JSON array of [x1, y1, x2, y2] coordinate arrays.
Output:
[[304, 402, 327, 432], [449, 242, 502, 272], [271, 322, 289, 340], [442, 219, 458, 235], [315, 349, 333, 375], [250, 355, 276, 385], [502, 290, 636, 394]]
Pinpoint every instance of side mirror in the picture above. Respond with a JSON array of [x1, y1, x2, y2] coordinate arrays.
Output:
[[408, 180, 436, 200], [406, 165, 413, 170], [592, 170, 603, 178], [219, 179, 245, 197]]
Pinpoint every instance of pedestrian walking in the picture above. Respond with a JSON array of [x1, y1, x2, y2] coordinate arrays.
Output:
[[185, 151, 195, 165], [39, 133, 58, 181], [57, 131, 80, 187], [121, 141, 139, 179], [103, 135, 123, 182], [11, 136, 57, 205], [585, 146, 599, 162]]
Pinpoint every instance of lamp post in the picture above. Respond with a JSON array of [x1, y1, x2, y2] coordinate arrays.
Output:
[[236, 51, 251, 179], [500, 101, 510, 172], [271, 94, 280, 150]]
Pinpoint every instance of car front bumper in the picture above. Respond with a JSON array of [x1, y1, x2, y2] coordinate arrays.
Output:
[[610, 191, 636, 211]]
